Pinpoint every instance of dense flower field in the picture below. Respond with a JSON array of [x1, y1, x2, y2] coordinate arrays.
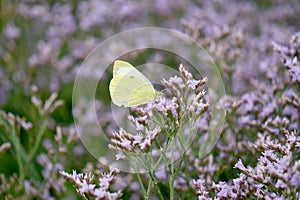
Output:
[[0, 0, 299, 199]]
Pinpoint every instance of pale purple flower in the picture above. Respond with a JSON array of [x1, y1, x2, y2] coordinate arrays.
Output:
[[93, 188, 106, 199], [99, 173, 113, 190], [3, 23, 21, 40], [0, 142, 11, 154], [46, 4, 76, 38], [289, 66, 300, 82], [192, 179, 210, 200], [77, 0, 109, 31], [61, 169, 121, 199], [132, 133, 143, 145], [139, 135, 151, 150], [116, 151, 126, 160], [234, 159, 247, 172], [78, 181, 96, 194], [120, 138, 132, 151]]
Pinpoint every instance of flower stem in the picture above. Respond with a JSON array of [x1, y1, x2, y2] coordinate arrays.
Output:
[[12, 128, 25, 179], [137, 172, 147, 195], [28, 117, 47, 162], [0, 115, 25, 179], [169, 140, 175, 200], [149, 169, 165, 200], [145, 176, 152, 200]]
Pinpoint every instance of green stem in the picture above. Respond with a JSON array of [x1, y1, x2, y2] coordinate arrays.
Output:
[[173, 154, 185, 180], [0, 114, 41, 180], [11, 128, 25, 179], [169, 140, 175, 200], [170, 175, 174, 200], [28, 117, 47, 162], [0, 115, 25, 179], [145, 176, 153, 200], [149, 169, 165, 200], [131, 155, 154, 198], [149, 146, 165, 200], [136, 172, 147, 195]]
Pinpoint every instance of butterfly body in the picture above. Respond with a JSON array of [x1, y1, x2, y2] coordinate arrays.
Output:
[[109, 60, 161, 107]]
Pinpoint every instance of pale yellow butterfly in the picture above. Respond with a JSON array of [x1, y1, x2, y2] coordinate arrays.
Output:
[[109, 60, 161, 107]]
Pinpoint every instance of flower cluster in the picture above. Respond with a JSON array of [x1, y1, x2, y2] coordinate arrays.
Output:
[[60, 167, 122, 200], [187, 2, 300, 198], [193, 130, 300, 199], [272, 31, 300, 84], [0, 111, 32, 131]]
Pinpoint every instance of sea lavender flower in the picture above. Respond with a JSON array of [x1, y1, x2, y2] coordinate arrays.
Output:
[[0, 111, 32, 130], [31, 91, 64, 116], [60, 168, 122, 200], [271, 31, 300, 84], [46, 3, 76, 39], [234, 130, 300, 198], [188, 6, 300, 195], [0, 174, 24, 197], [192, 178, 211, 200], [0, 142, 11, 155], [3, 23, 21, 40]]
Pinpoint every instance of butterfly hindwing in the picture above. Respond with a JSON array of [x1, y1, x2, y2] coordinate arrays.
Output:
[[127, 83, 156, 107]]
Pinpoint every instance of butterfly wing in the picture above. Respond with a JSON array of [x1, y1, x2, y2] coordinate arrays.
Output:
[[109, 60, 156, 107]]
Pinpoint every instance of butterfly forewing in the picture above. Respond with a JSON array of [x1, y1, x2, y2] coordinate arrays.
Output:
[[113, 60, 153, 85], [109, 60, 156, 107]]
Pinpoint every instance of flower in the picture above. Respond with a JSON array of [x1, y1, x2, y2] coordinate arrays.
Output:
[[60, 168, 122, 200]]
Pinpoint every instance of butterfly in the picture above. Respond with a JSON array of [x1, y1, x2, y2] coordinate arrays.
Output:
[[109, 60, 162, 107]]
